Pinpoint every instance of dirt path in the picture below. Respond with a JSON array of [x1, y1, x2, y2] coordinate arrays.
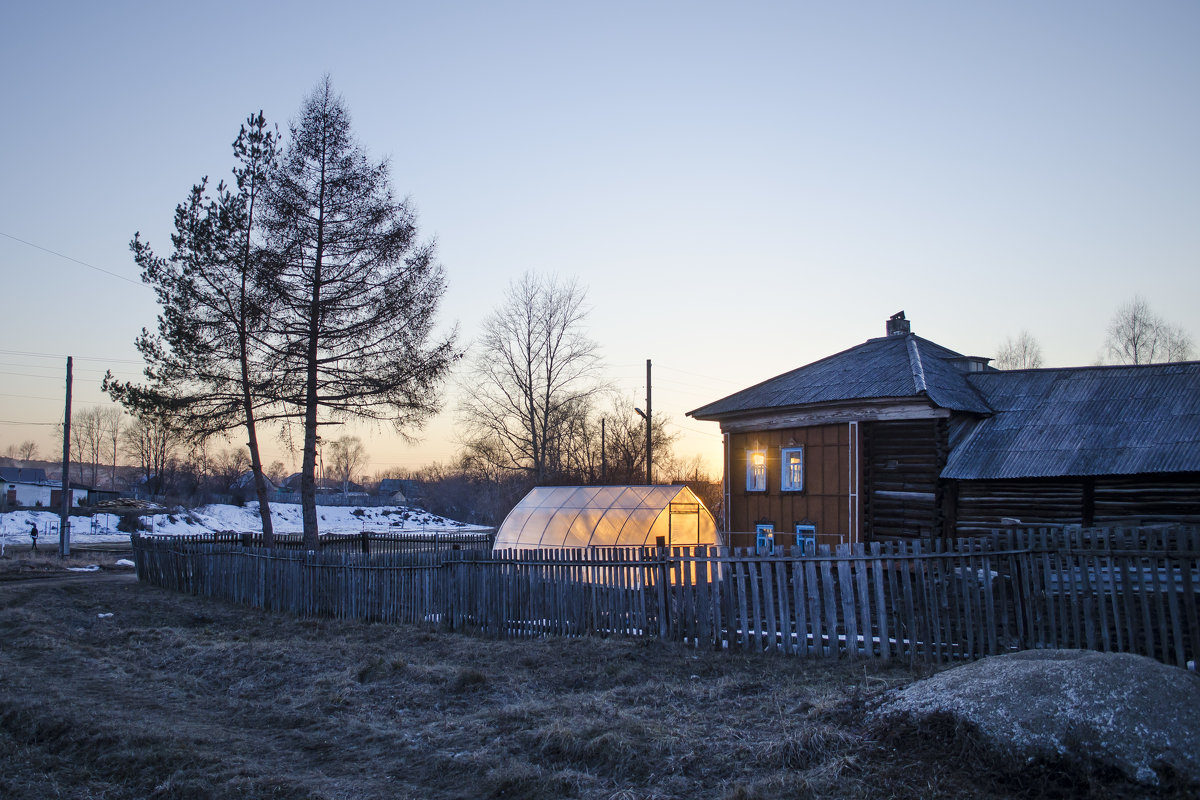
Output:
[[0, 570, 137, 587]]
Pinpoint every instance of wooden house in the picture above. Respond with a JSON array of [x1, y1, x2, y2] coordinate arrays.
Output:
[[688, 313, 1200, 548]]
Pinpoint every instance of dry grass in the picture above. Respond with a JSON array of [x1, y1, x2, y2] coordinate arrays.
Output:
[[0, 547, 128, 579], [0, 571, 1185, 799]]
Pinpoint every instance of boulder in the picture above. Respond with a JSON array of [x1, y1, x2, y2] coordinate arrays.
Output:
[[873, 649, 1200, 787]]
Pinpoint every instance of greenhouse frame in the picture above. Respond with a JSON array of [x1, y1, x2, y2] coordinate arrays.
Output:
[[494, 485, 719, 551]]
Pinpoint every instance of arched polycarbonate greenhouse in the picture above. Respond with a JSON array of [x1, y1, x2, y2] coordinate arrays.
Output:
[[493, 485, 719, 551]]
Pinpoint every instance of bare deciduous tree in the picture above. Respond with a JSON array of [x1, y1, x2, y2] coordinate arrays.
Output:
[[100, 407, 123, 489], [16, 440, 39, 462], [327, 436, 368, 497], [1105, 295, 1195, 364], [458, 272, 605, 483], [994, 330, 1045, 370], [60, 408, 105, 487], [266, 460, 288, 487], [123, 411, 182, 496], [212, 447, 251, 491], [596, 398, 678, 485]]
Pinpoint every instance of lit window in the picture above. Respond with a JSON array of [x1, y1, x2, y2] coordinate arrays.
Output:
[[755, 522, 775, 555], [746, 449, 766, 492], [781, 446, 804, 492]]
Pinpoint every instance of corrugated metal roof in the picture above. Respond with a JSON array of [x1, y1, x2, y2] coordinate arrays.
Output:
[[943, 363, 1200, 479], [688, 334, 993, 419], [0, 467, 48, 483]]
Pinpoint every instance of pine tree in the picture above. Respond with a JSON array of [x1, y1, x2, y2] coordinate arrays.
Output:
[[106, 113, 282, 542]]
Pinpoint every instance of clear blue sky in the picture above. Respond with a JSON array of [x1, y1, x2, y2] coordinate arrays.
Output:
[[2, 1, 1197, 475]]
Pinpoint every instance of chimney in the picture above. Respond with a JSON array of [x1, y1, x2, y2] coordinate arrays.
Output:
[[886, 311, 910, 337]]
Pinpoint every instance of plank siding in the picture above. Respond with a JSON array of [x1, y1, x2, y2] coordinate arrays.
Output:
[[728, 424, 850, 546]]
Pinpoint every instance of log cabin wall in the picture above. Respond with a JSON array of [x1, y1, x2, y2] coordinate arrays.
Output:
[[951, 478, 1085, 536], [726, 423, 858, 547], [861, 419, 948, 540], [950, 472, 1200, 535], [1092, 473, 1200, 525]]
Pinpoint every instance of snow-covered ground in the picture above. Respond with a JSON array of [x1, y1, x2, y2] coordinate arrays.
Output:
[[0, 503, 487, 546]]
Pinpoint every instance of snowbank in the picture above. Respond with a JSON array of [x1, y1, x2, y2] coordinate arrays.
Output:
[[0, 502, 485, 545]]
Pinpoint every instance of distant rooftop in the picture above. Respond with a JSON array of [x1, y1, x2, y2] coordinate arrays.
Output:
[[1, 467, 49, 483]]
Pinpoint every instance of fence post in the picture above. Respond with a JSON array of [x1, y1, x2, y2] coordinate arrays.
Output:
[[655, 536, 669, 639]]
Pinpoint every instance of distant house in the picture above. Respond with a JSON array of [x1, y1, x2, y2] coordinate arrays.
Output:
[[230, 471, 277, 493], [689, 313, 1200, 548], [378, 478, 422, 505], [1, 467, 87, 509]]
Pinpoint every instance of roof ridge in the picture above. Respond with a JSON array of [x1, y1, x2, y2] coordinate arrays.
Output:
[[906, 336, 927, 393]]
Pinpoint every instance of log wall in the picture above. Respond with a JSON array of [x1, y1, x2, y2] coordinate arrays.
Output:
[[862, 419, 948, 540]]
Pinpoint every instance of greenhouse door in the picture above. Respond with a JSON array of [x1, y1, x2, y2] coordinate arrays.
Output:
[[668, 502, 701, 547]]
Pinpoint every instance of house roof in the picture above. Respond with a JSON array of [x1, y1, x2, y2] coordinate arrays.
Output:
[[945, 362, 1200, 479], [688, 315, 1200, 481], [0, 467, 48, 483], [688, 332, 994, 420], [230, 471, 277, 492]]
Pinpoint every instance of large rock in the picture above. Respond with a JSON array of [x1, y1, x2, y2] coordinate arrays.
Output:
[[873, 649, 1200, 787]]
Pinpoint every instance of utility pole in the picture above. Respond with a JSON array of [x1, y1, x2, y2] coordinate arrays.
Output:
[[59, 356, 72, 557], [645, 359, 652, 484], [600, 417, 606, 483], [634, 359, 653, 484]]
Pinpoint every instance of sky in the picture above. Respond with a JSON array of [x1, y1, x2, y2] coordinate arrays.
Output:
[[2, 1, 1198, 478]]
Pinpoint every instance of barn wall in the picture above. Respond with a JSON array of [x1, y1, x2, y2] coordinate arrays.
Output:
[[861, 419, 948, 540], [950, 472, 1200, 535], [1093, 473, 1200, 525], [951, 478, 1084, 536], [726, 423, 854, 547]]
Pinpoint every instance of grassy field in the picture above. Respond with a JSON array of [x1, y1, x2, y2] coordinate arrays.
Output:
[[0, 556, 1182, 800]]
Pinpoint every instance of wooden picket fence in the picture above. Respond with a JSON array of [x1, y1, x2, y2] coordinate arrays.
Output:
[[130, 526, 1200, 667], [193, 529, 493, 555]]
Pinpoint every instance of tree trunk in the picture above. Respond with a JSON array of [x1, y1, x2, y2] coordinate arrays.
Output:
[[300, 188, 325, 550], [246, 410, 275, 546]]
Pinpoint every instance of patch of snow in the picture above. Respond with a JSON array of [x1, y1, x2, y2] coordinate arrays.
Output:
[[0, 502, 485, 544], [67, 565, 100, 572], [115, 559, 135, 568]]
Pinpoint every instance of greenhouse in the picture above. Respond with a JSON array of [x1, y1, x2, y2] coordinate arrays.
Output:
[[494, 485, 719, 551]]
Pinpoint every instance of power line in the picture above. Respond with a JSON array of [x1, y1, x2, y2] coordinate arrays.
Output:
[[0, 348, 146, 365], [0, 230, 146, 288], [667, 421, 722, 439], [0, 419, 60, 426], [655, 364, 746, 387]]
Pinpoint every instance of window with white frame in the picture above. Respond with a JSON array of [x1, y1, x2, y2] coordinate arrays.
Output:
[[745, 448, 766, 491], [781, 446, 804, 492]]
